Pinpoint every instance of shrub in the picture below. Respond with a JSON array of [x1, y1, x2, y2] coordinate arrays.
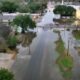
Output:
[[0, 68, 14, 80], [7, 36, 17, 50]]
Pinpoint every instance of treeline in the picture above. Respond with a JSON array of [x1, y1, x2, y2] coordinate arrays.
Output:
[[0, 0, 80, 4], [0, 1, 47, 13], [53, 5, 76, 17]]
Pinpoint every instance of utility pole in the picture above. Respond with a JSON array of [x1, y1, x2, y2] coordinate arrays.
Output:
[[67, 32, 71, 56], [67, 39, 69, 56]]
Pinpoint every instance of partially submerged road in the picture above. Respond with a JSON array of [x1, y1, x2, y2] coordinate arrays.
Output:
[[23, 30, 63, 80]]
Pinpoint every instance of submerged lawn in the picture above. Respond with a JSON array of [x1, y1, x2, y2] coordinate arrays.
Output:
[[58, 55, 73, 69], [55, 34, 73, 79], [57, 54, 73, 79], [55, 38, 65, 54]]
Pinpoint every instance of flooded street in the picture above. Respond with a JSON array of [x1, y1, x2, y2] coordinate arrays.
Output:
[[11, 2, 80, 80], [1, 1, 80, 80], [11, 28, 63, 80]]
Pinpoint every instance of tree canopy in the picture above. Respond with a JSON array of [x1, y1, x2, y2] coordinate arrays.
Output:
[[0, 68, 14, 80], [0, 1, 47, 13], [20, 2, 47, 13], [0, 1, 18, 13], [53, 5, 76, 17], [13, 15, 36, 33]]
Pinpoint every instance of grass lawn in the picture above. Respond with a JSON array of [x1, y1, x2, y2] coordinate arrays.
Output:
[[55, 38, 65, 54], [55, 36, 73, 79], [72, 30, 80, 40], [58, 55, 73, 69], [57, 54, 73, 79]]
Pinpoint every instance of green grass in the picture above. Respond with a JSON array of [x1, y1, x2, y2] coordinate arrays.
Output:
[[72, 30, 80, 40], [55, 38, 65, 54], [58, 55, 73, 69], [55, 37, 73, 79], [57, 54, 73, 79]]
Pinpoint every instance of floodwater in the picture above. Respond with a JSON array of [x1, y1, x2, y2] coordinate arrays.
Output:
[[37, 12, 54, 26], [12, 2, 80, 80]]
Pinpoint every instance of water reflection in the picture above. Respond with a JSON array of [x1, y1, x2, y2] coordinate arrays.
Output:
[[17, 32, 37, 55], [21, 32, 37, 47]]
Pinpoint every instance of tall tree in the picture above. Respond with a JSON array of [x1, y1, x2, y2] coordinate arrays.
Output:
[[53, 5, 76, 17], [13, 15, 36, 33], [0, 1, 18, 13]]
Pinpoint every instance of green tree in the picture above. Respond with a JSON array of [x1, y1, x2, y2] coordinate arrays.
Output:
[[27, 2, 47, 13], [17, 4, 31, 13], [0, 68, 14, 80], [53, 5, 76, 17], [13, 15, 36, 33], [17, 2, 47, 13], [67, 6, 76, 16], [0, 1, 18, 13], [28, 2, 42, 13]]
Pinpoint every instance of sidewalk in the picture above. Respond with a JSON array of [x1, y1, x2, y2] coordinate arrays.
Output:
[[0, 53, 14, 69]]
